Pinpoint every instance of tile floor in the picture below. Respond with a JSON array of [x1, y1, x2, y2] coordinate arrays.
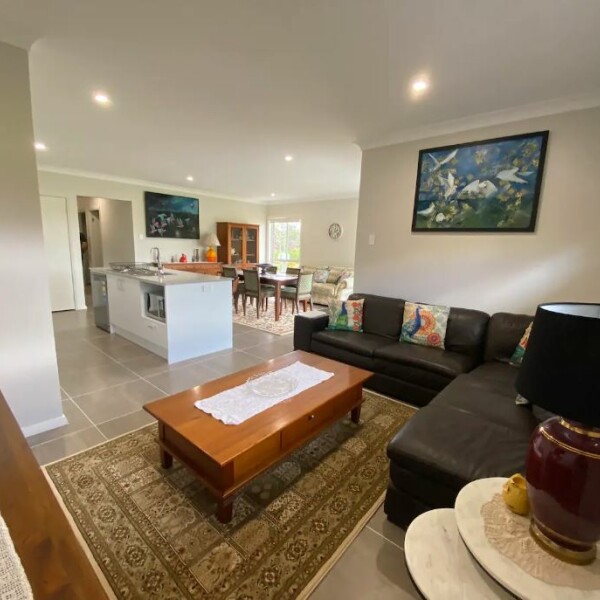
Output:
[[28, 307, 419, 599]]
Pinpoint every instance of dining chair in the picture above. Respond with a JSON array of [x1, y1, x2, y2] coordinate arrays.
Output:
[[265, 265, 278, 274], [222, 265, 244, 313], [285, 267, 301, 275], [242, 269, 275, 318], [280, 272, 313, 316]]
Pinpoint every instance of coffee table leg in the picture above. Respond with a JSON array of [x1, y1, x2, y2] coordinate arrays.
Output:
[[351, 404, 362, 424], [160, 447, 173, 469], [216, 498, 234, 524]]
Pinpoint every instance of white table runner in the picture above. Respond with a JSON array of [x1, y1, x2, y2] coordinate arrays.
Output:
[[0, 513, 33, 600], [194, 361, 334, 425]]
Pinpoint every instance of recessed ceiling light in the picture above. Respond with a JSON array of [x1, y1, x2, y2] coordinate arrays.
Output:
[[34, 142, 47, 151], [93, 92, 111, 105], [284, 155, 294, 162], [186, 176, 194, 182], [411, 78, 430, 95], [270, 193, 276, 198]]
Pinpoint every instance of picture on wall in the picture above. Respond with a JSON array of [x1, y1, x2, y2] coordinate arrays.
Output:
[[412, 130, 549, 232], [145, 191, 199, 239]]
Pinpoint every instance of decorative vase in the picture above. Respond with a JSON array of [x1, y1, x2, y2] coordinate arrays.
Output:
[[526, 416, 600, 565], [205, 245, 217, 262]]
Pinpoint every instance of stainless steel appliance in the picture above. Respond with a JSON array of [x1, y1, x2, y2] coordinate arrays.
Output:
[[145, 291, 166, 322], [91, 272, 111, 332]]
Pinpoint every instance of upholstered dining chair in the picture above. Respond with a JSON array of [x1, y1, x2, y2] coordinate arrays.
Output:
[[242, 269, 275, 318], [222, 265, 244, 313], [285, 267, 301, 275], [280, 272, 313, 316], [265, 265, 278, 274]]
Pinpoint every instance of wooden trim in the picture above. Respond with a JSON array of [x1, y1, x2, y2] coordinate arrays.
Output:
[[0, 391, 109, 599]]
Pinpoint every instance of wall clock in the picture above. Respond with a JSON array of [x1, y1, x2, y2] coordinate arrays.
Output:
[[328, 223, 343, 240]]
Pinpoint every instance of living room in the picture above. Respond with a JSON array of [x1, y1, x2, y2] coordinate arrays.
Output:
[[1, 2, 600, 599]]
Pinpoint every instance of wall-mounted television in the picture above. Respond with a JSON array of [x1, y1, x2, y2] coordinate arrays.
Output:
[[144, 191, 199, 239]]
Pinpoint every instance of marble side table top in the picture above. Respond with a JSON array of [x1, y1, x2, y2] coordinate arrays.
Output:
[[455, 477, 600, 600], [405, 508, 513, 599]]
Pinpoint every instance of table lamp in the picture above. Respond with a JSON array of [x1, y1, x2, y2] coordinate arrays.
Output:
[[516, 303, 600, 565], [202, 232, 221, 263]]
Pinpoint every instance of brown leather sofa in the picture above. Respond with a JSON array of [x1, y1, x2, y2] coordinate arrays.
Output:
[[293, 294, 537, 528]]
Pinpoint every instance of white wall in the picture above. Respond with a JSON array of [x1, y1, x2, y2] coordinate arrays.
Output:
[[38, 171, 267, 309], [77, 196, 135, 267], [355, 106, 600, 315], [266, 198, 358, 268], [0, 42, 64, 435]]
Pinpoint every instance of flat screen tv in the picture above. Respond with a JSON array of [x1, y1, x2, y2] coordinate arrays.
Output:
[[145, 191, 199, 239]]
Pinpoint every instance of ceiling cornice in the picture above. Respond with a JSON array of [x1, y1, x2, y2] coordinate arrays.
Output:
[[36, 165, 266, 204], [359, 91, 600, 150], [265, 194, 358, 206]]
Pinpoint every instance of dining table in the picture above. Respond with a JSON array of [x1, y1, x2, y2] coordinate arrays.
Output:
[[236, 270, 298, 321]]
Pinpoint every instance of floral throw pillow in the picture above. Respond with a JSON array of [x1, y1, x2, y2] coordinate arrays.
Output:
[[313, 268, 330, 284], [510, 322, 533, 366], [327, 299, 364, 332], [400, 302, 450, 349]]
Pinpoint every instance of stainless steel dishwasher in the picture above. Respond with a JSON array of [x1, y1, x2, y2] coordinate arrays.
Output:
[[91, 272, 111, 332]]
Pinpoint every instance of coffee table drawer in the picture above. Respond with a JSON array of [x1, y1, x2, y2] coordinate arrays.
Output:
[[281, 394, 351, 450]]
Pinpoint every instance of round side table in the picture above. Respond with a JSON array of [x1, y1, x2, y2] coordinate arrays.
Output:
[[455, 477, 599, 600], [405, 508, 513, 599]]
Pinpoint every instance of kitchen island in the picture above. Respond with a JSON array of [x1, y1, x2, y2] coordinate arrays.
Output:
[[90, 267, 232, 363]]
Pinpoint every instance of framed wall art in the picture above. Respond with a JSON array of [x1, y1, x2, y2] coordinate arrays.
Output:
[[145, 191, 199, 239], [412, 130, 549, 232]]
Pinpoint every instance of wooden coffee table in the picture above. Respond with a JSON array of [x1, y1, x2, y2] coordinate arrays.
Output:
[[144, 350, 372, 523]]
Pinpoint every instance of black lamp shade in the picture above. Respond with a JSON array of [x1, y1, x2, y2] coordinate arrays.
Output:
[[516, 303, 600, 427]]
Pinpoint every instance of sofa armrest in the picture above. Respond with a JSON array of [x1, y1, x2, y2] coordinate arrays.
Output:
[[335, 277, 354, 298], [294, 311, 329, 352]]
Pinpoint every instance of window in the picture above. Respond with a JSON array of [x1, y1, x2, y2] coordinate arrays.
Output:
[[267, 219, 301, 271]]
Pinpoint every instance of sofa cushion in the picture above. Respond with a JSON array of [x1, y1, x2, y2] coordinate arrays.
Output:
[[374, 343, 478, 379], [484, 312, 534, 362], [444, 307, 490, 359], [312, 330, 393, 357], [311, 339, 377, 372], [327, 298, 364, 332], [326, 268, 344, 284], [349, 293, 405, 339], [313, 269, 329, 283], [387, 403, 535, 491], [466, 361, 519, 397], [510, 321, 533, 366]]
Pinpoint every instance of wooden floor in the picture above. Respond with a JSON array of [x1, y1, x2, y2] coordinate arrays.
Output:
[[0, 391, 109, 599]]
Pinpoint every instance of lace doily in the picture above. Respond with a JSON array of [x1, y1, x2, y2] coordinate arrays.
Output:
[[481, 494, 600, 589], [0, 513, 33, 599]]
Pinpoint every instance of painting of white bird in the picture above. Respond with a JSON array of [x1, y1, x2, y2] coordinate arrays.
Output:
[[428, 149, 458, 172], [414, 131, 548, 231], [495, 167, 528, 184]]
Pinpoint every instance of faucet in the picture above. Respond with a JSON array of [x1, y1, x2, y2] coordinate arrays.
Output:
[[151, 247, 164, 274]]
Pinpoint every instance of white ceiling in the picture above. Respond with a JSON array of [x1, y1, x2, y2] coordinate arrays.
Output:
[[1, 0, 600, 203]]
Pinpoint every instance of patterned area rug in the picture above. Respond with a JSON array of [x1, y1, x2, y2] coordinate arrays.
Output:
[[45, 391, 415, 600], [232, 303, 325, 336]]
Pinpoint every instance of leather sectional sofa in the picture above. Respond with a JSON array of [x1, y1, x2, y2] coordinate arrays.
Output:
[[293, 293, 539, 528]]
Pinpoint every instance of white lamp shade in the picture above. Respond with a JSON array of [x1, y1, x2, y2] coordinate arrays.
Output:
[[202, 232, 221, 247]]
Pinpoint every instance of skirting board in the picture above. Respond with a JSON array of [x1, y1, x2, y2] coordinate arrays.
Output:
[[21, 414, 68, 438]]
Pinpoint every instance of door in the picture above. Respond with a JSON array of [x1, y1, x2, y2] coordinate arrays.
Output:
[[40, 196, 75, 311], [87, 210, 104, 267]]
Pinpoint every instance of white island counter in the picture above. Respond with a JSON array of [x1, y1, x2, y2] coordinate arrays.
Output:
[[90, 267, 232, 363]]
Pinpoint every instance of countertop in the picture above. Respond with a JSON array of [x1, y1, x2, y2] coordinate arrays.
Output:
[[90, 267, 227, 287]]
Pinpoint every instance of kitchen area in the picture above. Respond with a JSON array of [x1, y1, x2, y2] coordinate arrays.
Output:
[[91, 250, 232, 364]]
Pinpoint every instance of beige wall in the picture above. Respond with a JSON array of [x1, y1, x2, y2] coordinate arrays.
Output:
[[355, 106, 600, 314], [38, 171, 267, 308], [266, 198, 358, 268], [0, 42, 64, 434]]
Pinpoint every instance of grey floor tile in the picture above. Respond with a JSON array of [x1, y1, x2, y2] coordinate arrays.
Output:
[[57, 346, 116, 370], [59, 362, 139, 397], [146, 363, 221, 395], [97, 410, 156, 439], [72, 379, 165, 424], [31, 427, 107, 466], [27, 399, 93, 446], [87, 335, 154, 360], [367, 504, 406, 549], [245, 339, 295, 360], [120, 353, 172, 377], [200, 350, 264, 376], [233, 330, 278, 350], [310, 527, 419, 599]]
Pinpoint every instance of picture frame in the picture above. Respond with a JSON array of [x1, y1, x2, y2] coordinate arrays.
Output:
[[411, 130, 549, 232], [145, 191, 199, 239]]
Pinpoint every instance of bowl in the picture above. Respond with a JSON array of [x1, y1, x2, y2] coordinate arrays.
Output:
[[246, 372, 297, 398]]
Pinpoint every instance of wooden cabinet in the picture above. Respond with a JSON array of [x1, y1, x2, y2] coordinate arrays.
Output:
[[164, 262, 222, 276], [216, 222, 260, 266]]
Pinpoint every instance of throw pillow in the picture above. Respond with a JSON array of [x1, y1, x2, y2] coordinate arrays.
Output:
[[400, 301, 450, 349], [335, 269, 353, 285], [313, 268, 330, 284], [327, 298, 364, 332], [510, 322, 533, 366]]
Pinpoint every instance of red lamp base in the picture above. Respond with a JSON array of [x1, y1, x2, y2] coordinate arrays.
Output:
[[526, 416, 600, 565]]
